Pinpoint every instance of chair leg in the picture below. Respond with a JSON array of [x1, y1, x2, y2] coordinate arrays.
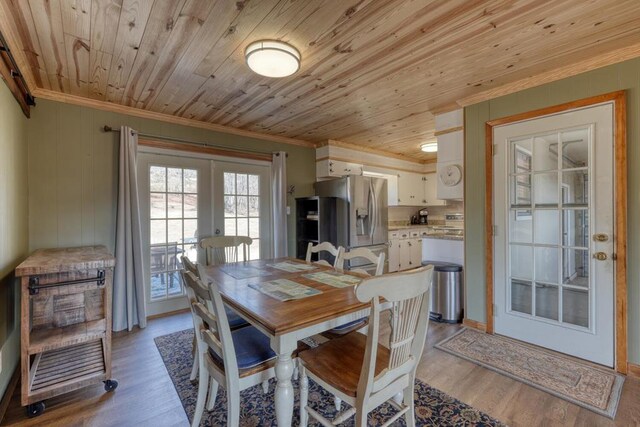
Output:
[[299, 366, 309, 427], [206, 378, 219, 411], [293, 366, 299, 381], [334, 396, 342, 411], [189, 350, 199, 382], [404, 384, 416, 427], [262, 380, 269, 394], [355, 410, 368, 427], [192, 364, 209, 427], [227, 387, 240, 427]]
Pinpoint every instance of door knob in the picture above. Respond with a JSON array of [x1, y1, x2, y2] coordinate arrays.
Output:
[[593, 233, 609, 242], [593, 252, 608, 261], [215, 229, 221, 235]]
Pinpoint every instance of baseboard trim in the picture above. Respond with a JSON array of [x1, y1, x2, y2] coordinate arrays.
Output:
[[0, 366, 19, 424], [462, 318, 487, 332], [147, 308, 190, 320], [628, 363, 640, 378]]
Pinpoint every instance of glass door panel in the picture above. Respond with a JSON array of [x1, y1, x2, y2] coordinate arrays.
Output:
[[508, 126, 592, 329], [214, 162, 272, 262], [148, 166, 199, 301]]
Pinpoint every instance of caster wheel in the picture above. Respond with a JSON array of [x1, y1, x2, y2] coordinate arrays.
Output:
[[104, 379, 119, 392], [26, 401, 45, 418]]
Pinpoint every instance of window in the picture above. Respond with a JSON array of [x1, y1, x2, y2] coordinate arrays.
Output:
[[149, 166, 198, 300], [223, 172, 261, 260]]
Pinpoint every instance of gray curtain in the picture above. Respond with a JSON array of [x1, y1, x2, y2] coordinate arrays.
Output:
[[272, 152, 288, 257], [113, 126, 147, 331]]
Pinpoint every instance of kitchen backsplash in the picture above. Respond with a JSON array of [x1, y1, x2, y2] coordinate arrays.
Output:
[[388, 200, 464, 227]]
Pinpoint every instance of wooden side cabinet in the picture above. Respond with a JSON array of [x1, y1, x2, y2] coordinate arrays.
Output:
[[14, 246, 117, 418]]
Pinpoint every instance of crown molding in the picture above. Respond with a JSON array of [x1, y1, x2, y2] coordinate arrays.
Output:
[[31, 88, 316, 148]]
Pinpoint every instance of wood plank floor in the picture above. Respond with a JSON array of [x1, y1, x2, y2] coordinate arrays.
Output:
[[2, 312, 639, 426]]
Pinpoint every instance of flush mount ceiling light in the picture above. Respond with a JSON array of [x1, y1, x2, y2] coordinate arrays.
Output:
[[420, 142, 438, 153], [245, 40, 301, 78]]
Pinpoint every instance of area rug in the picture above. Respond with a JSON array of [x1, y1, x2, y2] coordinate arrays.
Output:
[[435, 328, 624, 418], [155, 329, 506, 426]]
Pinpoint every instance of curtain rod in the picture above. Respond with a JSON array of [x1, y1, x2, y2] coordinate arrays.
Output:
[[101, 125, 287, 157]]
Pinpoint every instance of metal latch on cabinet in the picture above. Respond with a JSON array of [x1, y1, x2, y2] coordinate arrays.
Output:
[[28, 269, 106, 295]]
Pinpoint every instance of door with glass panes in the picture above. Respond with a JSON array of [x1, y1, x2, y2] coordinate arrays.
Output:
[[139, 153, 272, 315], [212, 162, 271, 261], [138, 153, 211, 315], [493, 102, 615, 366]]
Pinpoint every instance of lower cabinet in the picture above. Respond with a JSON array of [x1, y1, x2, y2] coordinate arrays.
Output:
[[388, 231, 423, 272]]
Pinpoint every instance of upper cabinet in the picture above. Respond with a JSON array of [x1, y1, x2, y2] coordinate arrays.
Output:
[[396, 172, 445, 206], [316, 159, 363, 178]]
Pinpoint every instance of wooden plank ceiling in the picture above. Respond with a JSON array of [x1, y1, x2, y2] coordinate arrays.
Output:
[[2, 0, 640, 161]]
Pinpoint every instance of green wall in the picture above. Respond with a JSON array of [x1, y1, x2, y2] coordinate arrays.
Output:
[[27, 99, 316, 256], [0, 82, 28, 401], [465, 57, 640, 364]]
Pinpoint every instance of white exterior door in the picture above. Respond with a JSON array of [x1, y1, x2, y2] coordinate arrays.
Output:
[[212, 162, 272, 261], [139, 151, 272, 316], [493, 103, 615, 366], [138, 153, 211, 316]]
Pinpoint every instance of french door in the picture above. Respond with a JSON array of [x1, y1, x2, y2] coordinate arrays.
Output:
[[493, 103, 615, 366], [213, 162, 272, 262], [139, 151, 272, 316]]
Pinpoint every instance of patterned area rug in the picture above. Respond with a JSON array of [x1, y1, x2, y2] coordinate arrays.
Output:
[[155, 329, 506, 426], [436, 328, 624, 418]]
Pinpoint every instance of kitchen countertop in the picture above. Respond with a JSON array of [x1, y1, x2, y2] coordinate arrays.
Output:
[[388, 224, 432, 231]]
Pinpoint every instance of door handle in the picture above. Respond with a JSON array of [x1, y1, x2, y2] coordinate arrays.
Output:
[[593, 233, 609, 242], [215, 229, 221, 235], [593, 252, 607, 261]]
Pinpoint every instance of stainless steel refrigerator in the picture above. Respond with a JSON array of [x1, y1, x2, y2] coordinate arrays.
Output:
[[314, 176, 388, 274]]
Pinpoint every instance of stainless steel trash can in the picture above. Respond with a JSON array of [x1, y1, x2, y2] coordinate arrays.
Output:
[[422, 261, 464, 323]]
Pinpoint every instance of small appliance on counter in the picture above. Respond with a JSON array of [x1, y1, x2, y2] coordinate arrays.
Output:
[[418, 209, 429, 224], [411, 215, 419, 225]]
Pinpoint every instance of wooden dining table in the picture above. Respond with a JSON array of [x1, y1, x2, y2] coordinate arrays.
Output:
[[199, 257, 371, 427]]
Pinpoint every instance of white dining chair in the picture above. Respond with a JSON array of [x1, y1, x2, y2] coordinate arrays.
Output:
[[200, 236, 253, 265], [182, 270, 276, 427], [305, 241, 343, 267], [337, 246, 386, 277], [182, 254, 199, 276], [298, 265, 434, 427], [325, 246, 387, 410]]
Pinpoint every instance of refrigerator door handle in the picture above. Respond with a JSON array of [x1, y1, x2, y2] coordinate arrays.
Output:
[[369, 180, 376, 239]]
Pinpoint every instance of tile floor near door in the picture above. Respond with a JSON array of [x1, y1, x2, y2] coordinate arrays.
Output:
[[2, 312, 639, 426]]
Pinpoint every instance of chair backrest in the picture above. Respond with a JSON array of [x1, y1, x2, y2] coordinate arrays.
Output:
[[305, 241, 342, 268], [182, 270, 240, 381], [354, 265, 433, 399], [181, 255, 199, 277], [200, 236, 253, 266], [337, 247, 386, 276]]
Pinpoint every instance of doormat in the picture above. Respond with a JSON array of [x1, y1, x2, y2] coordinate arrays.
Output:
[[435, 328, 624, 418]]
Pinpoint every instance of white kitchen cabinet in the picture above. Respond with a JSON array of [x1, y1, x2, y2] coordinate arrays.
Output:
[[396, 172, 445, 206], [316, 159, 363, 178], [423, 173, 446, 206], [388, 230, 423, 272], [397, 172, 422, 205], [436, 130, 463, 163]]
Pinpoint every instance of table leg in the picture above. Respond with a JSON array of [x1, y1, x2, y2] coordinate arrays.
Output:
[[274, 352, 295, 426]]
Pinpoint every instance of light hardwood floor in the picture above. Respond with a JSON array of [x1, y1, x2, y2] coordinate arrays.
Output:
[[2, 312, 639, 426]]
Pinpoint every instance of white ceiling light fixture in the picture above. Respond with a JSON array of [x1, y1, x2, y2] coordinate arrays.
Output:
[[420, 142, 438, 153], [245, 40, 301, 78]]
